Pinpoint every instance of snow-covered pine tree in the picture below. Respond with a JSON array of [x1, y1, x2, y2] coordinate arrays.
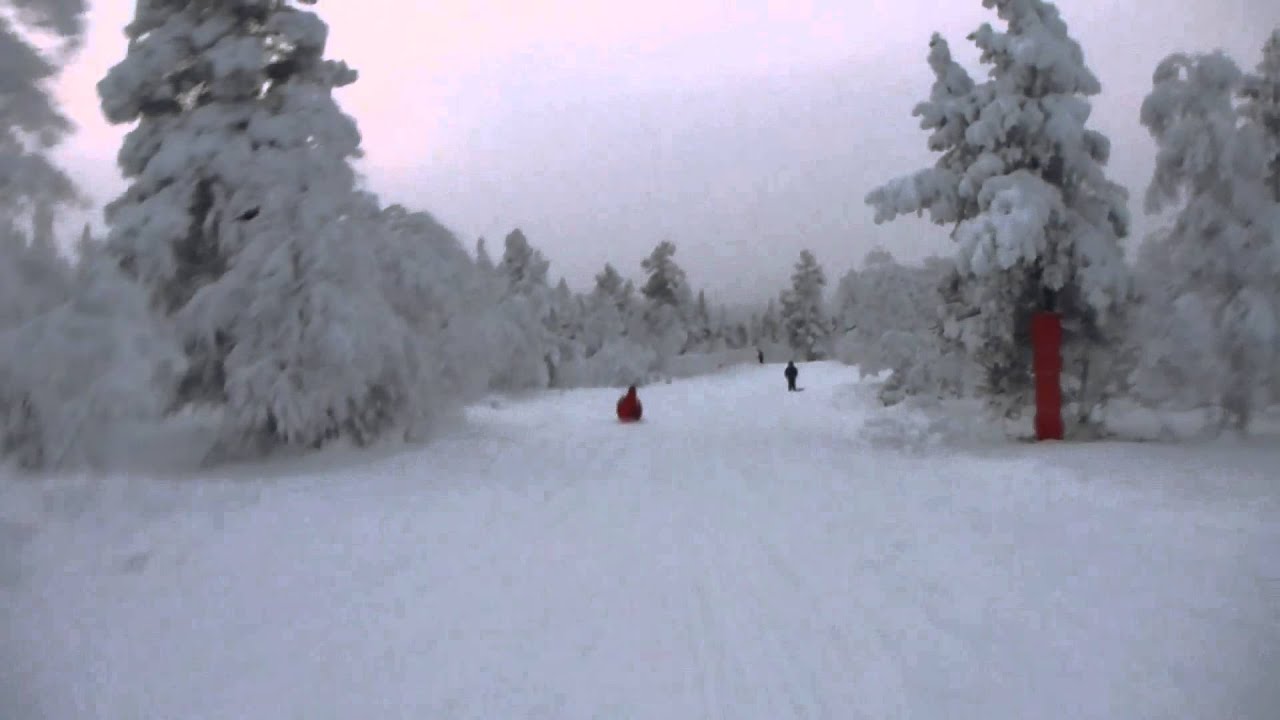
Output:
[[498, 228, 550, 296], [593, 262, 625, 299], [482, 228, 557, 389], [866, 1, 1130, 425], [99, 1, 434, 455], [0, 0, 86, 331], [1241, 30, 1280, 204], [779, 249, 828, 361], [373, 204, 491, 416], [582, 263, 626, 355], [544, 277, 584, 385], [1136, 48, 1279, 432], [639, 240, 692, 358], [0, 0, 84, 230], [685, 289, 713, 353], [759, 298, 782, 346], [1240, 30, 1280, 399], [563, 262, 655, 386], [475, 236, 495, 274]]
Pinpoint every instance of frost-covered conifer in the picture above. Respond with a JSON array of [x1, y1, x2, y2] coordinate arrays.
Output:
[[866, 1, 1130, 422], [563, 262, 655, 385], [498, 228, 550, 296], [475, 236, 495, 275], [779, 250, 828, 361], [99, 1, 439, 454], [1136, 48, 1279, 431], [0, 0, 85, 330], [482, 228, 557, 389], [0, 0, 84, 229], [759, 299, 782, 346], [1240, 30, 1280, 203], [639, 240, 692, 358]]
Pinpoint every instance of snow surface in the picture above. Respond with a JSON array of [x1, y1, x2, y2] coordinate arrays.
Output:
[[3, 362, 1278, 719]]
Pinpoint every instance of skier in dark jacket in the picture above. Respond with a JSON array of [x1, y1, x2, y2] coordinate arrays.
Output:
[[784, 361, 799, 391], [757, 348, 764, 364]]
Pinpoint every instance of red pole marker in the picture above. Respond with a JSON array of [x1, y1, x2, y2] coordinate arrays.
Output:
[[1031, 311, 1064, 441]]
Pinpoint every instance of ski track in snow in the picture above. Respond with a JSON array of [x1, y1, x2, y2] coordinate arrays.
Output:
[[2, 363, 1278, 719]]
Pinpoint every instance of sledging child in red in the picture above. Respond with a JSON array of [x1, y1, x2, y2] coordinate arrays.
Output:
[[616, 385, 643, 422]]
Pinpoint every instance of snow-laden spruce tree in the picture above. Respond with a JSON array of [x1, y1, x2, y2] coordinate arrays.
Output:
[[779, 250, 828, 361], [373, 204, 492, 415], [497, 228, 550, 295], [866, 1, 1131, 424], [1128, 229, 1216, 413], [543, 277, 586, 386], [99, 1, 434, 455], [0, 0, 84, 228], [1241, 31, 1280, 399], [0, 0, 86, 330], [578, 263, 627, 356], [758, 298, 782, 347], [1135, 48, 1280, 431], [475, 236, 495, 275], [685, 289, 714, 353], [1241, 31, 1280, 203], [559, 263, 654, 386], [639, 240, 693, 359], [0, 239, 183, 470], [483, 228, 558, 389]]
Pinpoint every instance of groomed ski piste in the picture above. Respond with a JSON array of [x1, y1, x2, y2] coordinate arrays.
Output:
[[3, 362, 1278, 719]]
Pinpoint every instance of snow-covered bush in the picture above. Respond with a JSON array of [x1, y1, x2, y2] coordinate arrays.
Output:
[[865, 1, 1131, 426], [833, 252, 966, 402], [0, 244, 183, 470], [0, 216, 73, 330], [558, 338, 658, 388]]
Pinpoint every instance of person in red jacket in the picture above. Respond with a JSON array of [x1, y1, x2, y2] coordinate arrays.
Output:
[[616, 385, 643, 422]]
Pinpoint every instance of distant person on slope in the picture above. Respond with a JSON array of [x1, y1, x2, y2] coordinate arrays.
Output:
[[616, 385, 643, 422], [757, 348, 764, 364], [784, 361, 799, 391]]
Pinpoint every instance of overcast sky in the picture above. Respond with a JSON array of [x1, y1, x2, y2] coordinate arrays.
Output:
[[52, 1, 1280, 305]]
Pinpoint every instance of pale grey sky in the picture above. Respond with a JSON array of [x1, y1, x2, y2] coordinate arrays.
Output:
[[52, 1, 1280, 304]]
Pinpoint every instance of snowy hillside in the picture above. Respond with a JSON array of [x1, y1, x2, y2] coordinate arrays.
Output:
[[3, 363, 1278, 719]]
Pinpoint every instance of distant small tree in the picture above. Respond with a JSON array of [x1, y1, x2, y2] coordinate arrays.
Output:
[[475, 237, 495, 274], [639, 240, 692, 358], [498, 228, 551, 296], [779, 250, 828, 361], [759, 299, 782, 345]]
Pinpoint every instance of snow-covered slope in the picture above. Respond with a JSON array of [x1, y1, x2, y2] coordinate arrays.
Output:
[[3, 363, 1278, 719]]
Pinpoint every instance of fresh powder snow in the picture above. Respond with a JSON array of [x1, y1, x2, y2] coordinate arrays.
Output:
[[4, 362, 1277, 719]]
